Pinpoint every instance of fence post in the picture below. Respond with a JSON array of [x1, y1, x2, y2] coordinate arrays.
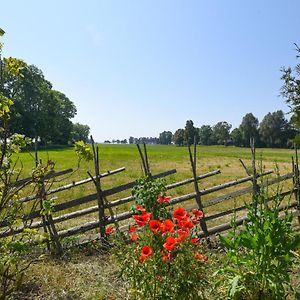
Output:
[[136, 143, 151, 176], [293, 146, 300, 226], [90, 136, 106, 239], [188, 137, 209, 237]]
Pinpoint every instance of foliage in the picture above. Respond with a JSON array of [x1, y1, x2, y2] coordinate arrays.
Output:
[[230, 128, 243, 147], [198, 125, 213, 145], [212, 121, 232, 145], [184, 120, 198, 145], [1, 59, 77, 145], [114, 177, 209, 299], [74, 140, 93, 163], [71, 123, 90, 143], [173, 128, 185, 146], [158, 131, 173, 145], [217, 191, 300, 299], [239, 113, 259, 147], [281, 44, 300, 128], [259, 110, 294, 148]]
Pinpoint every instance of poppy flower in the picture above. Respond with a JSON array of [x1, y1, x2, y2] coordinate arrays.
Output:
[[141, 245, 153, 257], [149, 220, 162, 234], [178, 217, 194, 229], [105, 226, 114, 235], [173, 207, 187, 220], [132, 212, 152, 226], [194, 251, 203, 260], [136, 205, 147, 215], [163, 236, 177, 251], [192, 208, 204, 219], [191, 237, 200, 245], [128, 225, 137, 233], [203, 255, 208, 261], [130, 234, 139, 242], [157, 194, 171, 204], [162, 219, 175, 233]]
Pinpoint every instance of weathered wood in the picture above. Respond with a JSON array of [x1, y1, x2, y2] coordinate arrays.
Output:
[[199, 201, 298, 238], [103, 169, 220, 210], [20, 167, 125, 203], [169, 171, 290, 208], [188, 140, 209, 236]]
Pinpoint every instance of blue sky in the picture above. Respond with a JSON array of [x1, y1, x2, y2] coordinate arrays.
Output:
[[1, 0, 300, 142]]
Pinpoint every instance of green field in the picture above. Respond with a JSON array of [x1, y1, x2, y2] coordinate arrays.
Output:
[[13, 144, 300, 300], [17, 144, 295, 230]]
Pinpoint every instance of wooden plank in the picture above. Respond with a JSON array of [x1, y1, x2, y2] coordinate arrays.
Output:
[[104, 169, 220, 209], [20, 167, 125, 203], [100, 169, 177, 197], [199, 201, 298, 238]]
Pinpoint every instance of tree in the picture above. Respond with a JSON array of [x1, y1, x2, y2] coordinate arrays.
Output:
[[259, 110, 292, 148], [230, 128, 243, 146], [3, 64, 77, 144], [129, 136, 134, 144], [239, 113, 259, 147], [198, 125, 213, 145], [71, 123, 90, 143], [173, 129, 185, 146], [212, 121, 232, 145], [159, 131, 173, 145], [281, 44, 300, 128], [184, 120, 197, 145]]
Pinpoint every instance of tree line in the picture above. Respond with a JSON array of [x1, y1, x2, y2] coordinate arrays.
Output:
[[1, 59, 90, 145]]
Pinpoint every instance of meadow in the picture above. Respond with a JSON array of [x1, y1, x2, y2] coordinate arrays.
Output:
[[12, 144, 299, 299]]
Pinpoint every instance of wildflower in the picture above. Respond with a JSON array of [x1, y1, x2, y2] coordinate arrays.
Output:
[[173, 207, 187, 220], [157, 194, 171, 203], [105, 226, 114, 235], [164, 236, 177, 251], [132, 212, 152, 226], [136, 205, 147, 215], [139, 245, 153, 263], [130, 234, 139, 242], [192, 208, 204, 219], [191, 237, 200, 245], [178, 217, 194, 229], [162, 219, 175, 233], [149, 220, 162, 234], [194, 251, 203, 260], [128, 225, 137, 233]]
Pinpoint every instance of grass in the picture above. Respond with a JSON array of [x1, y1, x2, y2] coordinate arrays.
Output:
[[10, 144, 300, 299]]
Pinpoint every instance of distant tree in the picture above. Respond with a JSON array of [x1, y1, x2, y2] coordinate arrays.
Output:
[[173, 129, 185, 146], [129, 136, 134, 144], [184, 120, 197, 145], [212, 121, 232, 145], [71, 123, 90, 143], [121, 139, 127, 144], [104, 140, 111, 144], [239, 113, 259, 147], [230, 128, 243, 146], [159, 131, 173, 145], [281, 44, 300, 129], [198, 125, 213, 145], [259, 110, 292, 148]]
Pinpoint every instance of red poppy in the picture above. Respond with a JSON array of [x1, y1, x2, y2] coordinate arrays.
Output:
[[163, 236, 177, 251], [136, 205, 147, 215], [141, 245, 153, 257], [128, 225, 137, 233], [173, 207, 187, 220], [177, 228, 190, 236], [162, 219, 175, 233], [132, 212, 152, 226], [192, 208, 204, 219], [178, 217, 194, 229], [203, 255, 208, 262], [149, 220, 162, 234], [130, 234, 139, 242], [139, 255, 146, 263], [191, 237, 200, 245], [194, 251, 203, 260], [157, 194, 171, 204], [105, 226, 114, 235]]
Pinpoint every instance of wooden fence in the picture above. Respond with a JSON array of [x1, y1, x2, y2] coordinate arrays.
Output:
[[1, 140, 300, 251]]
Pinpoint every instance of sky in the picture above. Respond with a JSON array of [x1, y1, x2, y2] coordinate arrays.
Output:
[[1, 0, 300, 142]]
